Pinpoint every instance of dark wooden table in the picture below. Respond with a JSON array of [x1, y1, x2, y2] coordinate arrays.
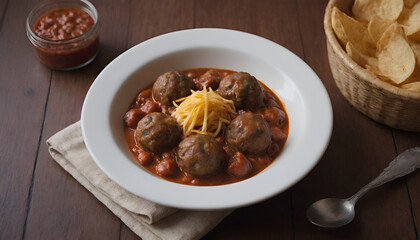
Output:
[[1, 0, 420, 239]]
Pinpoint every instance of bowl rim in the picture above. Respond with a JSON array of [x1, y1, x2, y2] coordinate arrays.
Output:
[[324, 0, 420, 102], [81, 28, 333, 210]]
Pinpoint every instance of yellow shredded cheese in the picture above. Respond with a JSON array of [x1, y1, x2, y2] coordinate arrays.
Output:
[[172, 87, 236, 137]]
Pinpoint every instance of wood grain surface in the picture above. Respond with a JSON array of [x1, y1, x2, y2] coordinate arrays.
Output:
[[0, 0, 419, 239]]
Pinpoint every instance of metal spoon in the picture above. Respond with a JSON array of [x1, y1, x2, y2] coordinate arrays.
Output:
[[307, 147, 420, 228]]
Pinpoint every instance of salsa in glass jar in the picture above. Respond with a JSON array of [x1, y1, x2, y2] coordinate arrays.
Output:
[[26, 0, 100, 70]]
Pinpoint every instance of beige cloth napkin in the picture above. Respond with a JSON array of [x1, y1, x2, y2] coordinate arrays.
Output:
[[46, 122, 233, 240]]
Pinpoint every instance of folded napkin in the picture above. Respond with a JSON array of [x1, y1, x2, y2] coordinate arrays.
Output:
[[46, 122, 232, 240]]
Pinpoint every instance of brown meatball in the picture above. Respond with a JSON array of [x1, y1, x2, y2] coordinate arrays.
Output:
[[177, 134, 225, 177], [152, 71, 195, 106], [135, 112, 182, 153], [216, 72, 264, 110], [225, 112, 271, 154]]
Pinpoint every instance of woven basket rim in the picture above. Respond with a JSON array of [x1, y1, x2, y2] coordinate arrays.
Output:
[[324, 0, 420, 102]]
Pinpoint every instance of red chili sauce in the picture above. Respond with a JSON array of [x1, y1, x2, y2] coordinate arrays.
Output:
[[32, 8, 99, 69], [123, 68, 289, 186]]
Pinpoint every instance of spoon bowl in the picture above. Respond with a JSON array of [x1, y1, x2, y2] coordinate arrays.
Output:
[[307, 198, 355, 228]]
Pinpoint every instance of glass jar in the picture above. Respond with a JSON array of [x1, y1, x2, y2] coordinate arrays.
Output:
[[26, 0, 100, 70]]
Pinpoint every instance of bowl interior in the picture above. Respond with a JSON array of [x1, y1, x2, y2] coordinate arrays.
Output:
[[110, 47, 305, 166]]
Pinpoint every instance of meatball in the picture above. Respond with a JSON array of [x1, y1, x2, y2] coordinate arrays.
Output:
[[135, 112, 182, 153], [177, 134, 225, 177], [225, 112, 271, 154], [152, 71, 195, 106], [216, 72, 264, 110]]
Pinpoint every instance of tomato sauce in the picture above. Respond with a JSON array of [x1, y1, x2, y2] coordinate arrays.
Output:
[[30, 7, 99, 69], [34, 8, 94, 40], [124, 68, 289, 186]]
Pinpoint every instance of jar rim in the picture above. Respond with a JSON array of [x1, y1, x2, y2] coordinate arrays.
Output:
[[26, 0, 100, 45]]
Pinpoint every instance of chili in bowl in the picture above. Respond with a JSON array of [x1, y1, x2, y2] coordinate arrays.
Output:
[[26, 0, 100, 70], [123, 68, 290, 186]]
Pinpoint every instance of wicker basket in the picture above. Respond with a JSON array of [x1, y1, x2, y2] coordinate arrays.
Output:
[[324, 0, 420, 132]]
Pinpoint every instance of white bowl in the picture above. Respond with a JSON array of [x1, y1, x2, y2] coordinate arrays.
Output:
[[81, 28, 333, 210]]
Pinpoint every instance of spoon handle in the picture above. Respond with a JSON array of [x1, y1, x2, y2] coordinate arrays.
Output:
[[349, 147, 420, 204]]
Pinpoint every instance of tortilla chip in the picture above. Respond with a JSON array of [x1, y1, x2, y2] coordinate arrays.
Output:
[[346, 42, 378, 68], [377, 23, 416, 84], [368, 16, 393, 43], [332, 7, 375, 56], [398, 2, 420, 37], [353, 0, 404, 22]]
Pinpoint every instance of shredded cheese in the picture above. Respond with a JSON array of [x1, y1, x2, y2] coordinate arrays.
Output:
[[172, 87, 236, 137]]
